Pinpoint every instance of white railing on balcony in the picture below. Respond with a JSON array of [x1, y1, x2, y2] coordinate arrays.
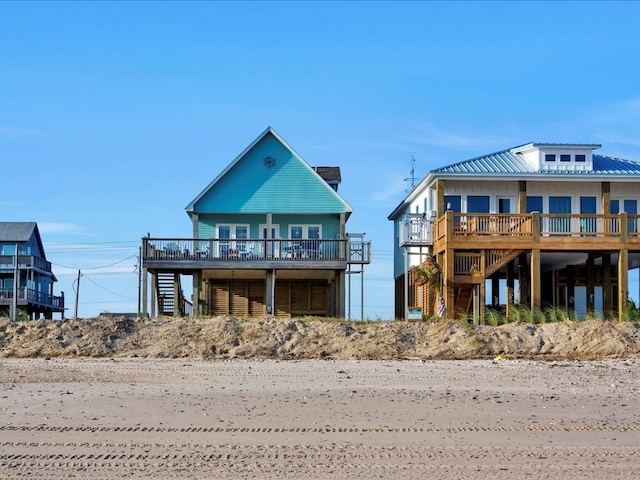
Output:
[[399, 214, 433, 246]]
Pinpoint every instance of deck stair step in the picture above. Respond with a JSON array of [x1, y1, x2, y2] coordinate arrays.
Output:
[[455, 285, 474, 314], [485, 249, 525, 277], [156, 272, 179, 316]]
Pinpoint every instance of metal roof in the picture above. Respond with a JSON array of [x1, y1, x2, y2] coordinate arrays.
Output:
[[432, 148, 640, 176], [432, 149, 533, 174], [388, 145, 640, 220]]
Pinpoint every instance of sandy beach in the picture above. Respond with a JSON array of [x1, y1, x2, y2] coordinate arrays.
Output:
[[1, 357, 640, 479]]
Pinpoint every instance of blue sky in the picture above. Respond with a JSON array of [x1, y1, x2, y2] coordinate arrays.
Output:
[[2, 1, 640, 319]]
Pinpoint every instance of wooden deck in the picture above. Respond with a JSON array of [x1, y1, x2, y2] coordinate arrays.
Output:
[[432, 212, 640, 253], [142, 237, 371, 271]]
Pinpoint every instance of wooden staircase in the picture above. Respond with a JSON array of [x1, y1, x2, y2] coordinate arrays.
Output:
[[452, 249, 525, 316], [455, 285, 474, 314], [156, 272, 178, 316], [485, 249, 525, 277], [156, 272, 193, 317]]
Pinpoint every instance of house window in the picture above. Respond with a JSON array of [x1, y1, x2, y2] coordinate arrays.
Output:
[[217, 224, 250, 256], [545, 154, 556, 162], [575, 154, 586, 162], [549, 196, 572, 233], [580, 197, 597, 234], [1, 245, 16, 255], [560, 154, 571, 162], [611, 199, 638, 233], [289, 225, 322, 239], [526, 196, 543, 213], [444, 195, 461, 213], [467, 195, 490, 213], [498, 198, 511, 214]]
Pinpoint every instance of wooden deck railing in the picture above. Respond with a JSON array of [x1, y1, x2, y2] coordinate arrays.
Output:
[[142, 237, 371, 264], [433, 212, 640, 246]]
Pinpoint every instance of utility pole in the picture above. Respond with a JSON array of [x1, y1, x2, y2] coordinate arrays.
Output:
[[74, 270, 81, 319]]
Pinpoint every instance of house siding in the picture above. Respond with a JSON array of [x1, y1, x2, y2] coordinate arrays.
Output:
[[196, 213, 341, 239], [193, 133, 348, 214]]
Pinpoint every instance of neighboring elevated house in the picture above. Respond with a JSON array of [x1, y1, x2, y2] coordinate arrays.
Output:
[[0, 222, 65, 319], [141, 127, 370, 318], [388, 143, 640, 322]]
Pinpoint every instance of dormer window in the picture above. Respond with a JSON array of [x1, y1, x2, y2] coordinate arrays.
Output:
[[575, 154, 586, 162], [545, 154, 556, 162], [560, 154, 571, 162]]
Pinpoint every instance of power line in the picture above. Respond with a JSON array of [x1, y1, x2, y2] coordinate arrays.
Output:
[[81, 273, 137, 301], [51, 253, 138, 271]]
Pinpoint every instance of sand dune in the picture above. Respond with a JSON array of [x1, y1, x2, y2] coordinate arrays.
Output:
[[1, 315, 639, 360]]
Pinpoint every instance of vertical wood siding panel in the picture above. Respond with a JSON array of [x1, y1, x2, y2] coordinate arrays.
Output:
[[211, 283, 229, 316], [249, 281, 266, 317], [230, 282, 249, 317], [275, 281, 291, 318]]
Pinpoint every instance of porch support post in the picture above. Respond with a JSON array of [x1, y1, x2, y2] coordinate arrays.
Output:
[[601, 182, 610, 215], [618, 249, 629, 321], [619, 212, 629, 320], [530, 248, 541, 312], [192, 270, 201, 317], [150, 272, 157, 318], [491, 276, 500, 307], [603, 254, 612, 315], [266, 269, 275, 316], [566, 265, 576, 315], [517, 181, 527, 213], [173, 274, 181, 317], [444, 248, 454, 319], [518, 254, 529, 307], [586, 255, 595, 316], [506, 260, 514, 318], [142, 267, 148, 317], [480, 250, 486, 324], [336, 269, 346, 318], [436, 180, 445, 217], [192, 213, 199, 238]]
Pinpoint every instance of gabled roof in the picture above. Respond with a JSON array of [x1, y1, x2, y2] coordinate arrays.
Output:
[[0, 222, 48, 261], [388, 143, 640, 220], [0, 221, 39, 242], [432, 144, 640, 176], [185, 127, 353, 217]]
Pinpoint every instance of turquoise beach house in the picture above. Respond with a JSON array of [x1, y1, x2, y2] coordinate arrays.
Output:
[[141, 127, 370, 318]]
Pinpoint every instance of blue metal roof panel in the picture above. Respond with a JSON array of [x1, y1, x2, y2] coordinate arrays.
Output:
[[432, 150, 535, 174], [593, 154, 640, 174], [432, 149, 640, 176]]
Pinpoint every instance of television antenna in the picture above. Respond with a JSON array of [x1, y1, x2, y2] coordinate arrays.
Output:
[[404, 154, 418, 192]]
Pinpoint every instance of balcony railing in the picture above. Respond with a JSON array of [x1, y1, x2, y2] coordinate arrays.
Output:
[[142, 237, 371, 265], [0, 287, 64, 310], [399, 214, 433, 246], [0, 255, 53, 273], [432, 212, 640, 248]]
